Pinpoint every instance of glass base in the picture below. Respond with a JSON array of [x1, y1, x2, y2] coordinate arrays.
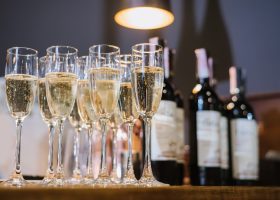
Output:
[[122, 177, 139, 186], [48, 178, 66, 187], [110, 176, 122, 185], [122, 169, 138, 186], [95, 175, 115, 187], [138, 176, 169, 187], [1, 173, 27, 187], [66, 177, 83, 186], [66, 170, 83, 186], [41, 177, 55, 185], [110, 170, 121, 185], [41, 172, 55, 185], [82, 177, 96, 186]]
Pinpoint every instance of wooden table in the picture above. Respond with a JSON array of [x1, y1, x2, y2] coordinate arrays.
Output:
[[0, 186, 280, 200]]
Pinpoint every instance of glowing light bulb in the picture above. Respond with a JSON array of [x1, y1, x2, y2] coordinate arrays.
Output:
[[114, 7, 174, 30]]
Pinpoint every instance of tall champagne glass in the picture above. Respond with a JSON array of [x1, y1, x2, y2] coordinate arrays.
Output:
[[3, 47, 38, 187], [45, 46, 78, 186], [68, 100, 83, 185], [131, 43, 166, 187], [38, 56, 56, 185], [76, 56, 97, 185], [89, 44, 121, 185], [109, 108, 123, 184], [117, 55, 139, 185]]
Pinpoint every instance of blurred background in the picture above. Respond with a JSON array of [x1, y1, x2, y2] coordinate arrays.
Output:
[[0, 0, 280, 184], [1, 0, 280, 97]]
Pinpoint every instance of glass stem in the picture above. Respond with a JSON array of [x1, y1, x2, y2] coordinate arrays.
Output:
[[142, 117, 153, 177], [86, 125, 94, 178], [73, 128, 81, 177], [126, 123, 135, 178], [14, 119, 23, 176], [56, 119, 64, 179], [111, 127, 118, 177], [99, 118, 108, 178], [47, 123, 55, 176]]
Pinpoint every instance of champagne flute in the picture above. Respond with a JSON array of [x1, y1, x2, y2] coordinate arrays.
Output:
[[109, 108, 123, 184], [3, 47, 38, 187], [76, 56, 97, 185], [89, 44, 121, 185], [38, 56, 56, 185], [117, 55, 139, 185], [45, 46, 78, 186], [131, 43, 166, 187], [68, 100, 83, 185]]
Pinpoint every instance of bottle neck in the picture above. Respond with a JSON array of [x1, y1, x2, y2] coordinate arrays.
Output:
[[229, 66, 246, 98], [195, 48, 209, 81], [163, 47, 170, 79], [175, 91, 184, 108], [168, 74, 174, 83], [168, 49, 175, 85], [197, 77, 210, 86], [231, 90, 245, 100], [168, 71, 175, 89]]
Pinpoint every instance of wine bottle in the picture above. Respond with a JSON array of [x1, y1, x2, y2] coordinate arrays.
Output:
[[149, 37, 177, 185], [189, 48, 221, 186], [208, 56, 231, 185], [169, 49, 186, 185], [226, 66, 259, 185]]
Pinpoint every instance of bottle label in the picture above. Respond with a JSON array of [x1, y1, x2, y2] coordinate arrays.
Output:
[[196, 110, 220, 167], [220, 116, 229, 169], [231, 119, 259, 180], [176, 108, 185, 163], [151, 100, 177, 161]]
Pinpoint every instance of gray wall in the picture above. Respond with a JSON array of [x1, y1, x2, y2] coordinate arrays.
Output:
[[0, 0, 279, 100]]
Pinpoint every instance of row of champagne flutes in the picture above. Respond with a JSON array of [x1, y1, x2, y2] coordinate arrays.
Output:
[[2, 43, 166, 187]]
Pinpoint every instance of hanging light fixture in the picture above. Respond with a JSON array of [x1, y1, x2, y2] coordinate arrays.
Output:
[[114, 0, 174, 30]]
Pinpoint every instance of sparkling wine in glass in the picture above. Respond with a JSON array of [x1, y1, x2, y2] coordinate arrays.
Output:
[[117, 55, 139, 186], [131, 43, 167, 187], [2, 47, 38, 187], [76, 56, 97, 185], [45, 46, 78, 186], [38, 56, 56, 185], [89, 44, 121, 186]]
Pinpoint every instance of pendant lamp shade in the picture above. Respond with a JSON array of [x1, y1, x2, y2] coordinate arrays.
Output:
[[114, 0, 174, 30]]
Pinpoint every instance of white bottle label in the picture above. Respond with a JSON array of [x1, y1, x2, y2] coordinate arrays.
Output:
[[220, 116, 229, 169], [176, 108, 185, 163], [197, 110, 220, 167], [151, 100, 177, 161], [231, 119, 259, 180]]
